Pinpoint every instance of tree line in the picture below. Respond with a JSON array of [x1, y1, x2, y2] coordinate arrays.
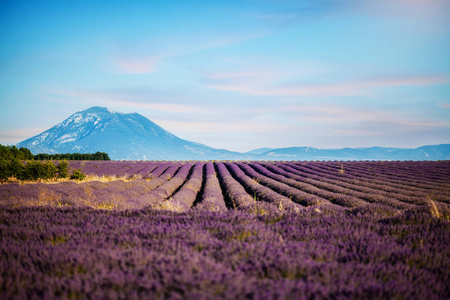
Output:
[[0, 144, 109, 182], [0, 145, 110, 161], [0, 145, 34, 160]]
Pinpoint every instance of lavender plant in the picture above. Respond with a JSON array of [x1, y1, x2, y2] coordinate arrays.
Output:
[[0, 205, 448, 299]]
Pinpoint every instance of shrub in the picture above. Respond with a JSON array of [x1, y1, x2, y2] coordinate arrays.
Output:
[[57, 160, 69, 178], [0, 158, 25, 182], [70, 169, 86, 181], [9, 158, 25, 176], [17, 160, 57, 181]]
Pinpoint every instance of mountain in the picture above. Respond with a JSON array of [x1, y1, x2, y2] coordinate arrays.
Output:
[[254, 145, 450, 161], [17, 106, 250, 160], [245, 148, 274, 155], [17, 106, 450, 160]]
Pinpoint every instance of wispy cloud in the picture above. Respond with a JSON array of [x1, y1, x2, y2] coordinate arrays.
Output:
[[46, 89, 211, 114], [280, 104, 450, 128], [361, 0, 450, 18], [250, 0, 450, 36], [0, 128, 48, 144], [203, 71, 450, 97], [153, 120, 291, 133], [113, 55, 163, 74], [111, 31, 266, 74]]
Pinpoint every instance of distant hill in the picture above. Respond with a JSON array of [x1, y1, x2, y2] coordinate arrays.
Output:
[[244, 148, 274, 155], [17, 106, 450, 161], [254, 145, 450, 161]]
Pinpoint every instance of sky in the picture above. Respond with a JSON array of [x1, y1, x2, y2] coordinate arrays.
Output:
[[1, 0, 449, 152]]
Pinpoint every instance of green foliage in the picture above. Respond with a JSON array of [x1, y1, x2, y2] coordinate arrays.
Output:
[[0, 159, 11, 182], [0, 158, 25, 182], [10, 158, 25, 177], [17, 160, 58, 181], [0, 144, 94, 182], [70, 169, 86, 181], [57, 161, 69, 178], [0, 144, 33, 160]]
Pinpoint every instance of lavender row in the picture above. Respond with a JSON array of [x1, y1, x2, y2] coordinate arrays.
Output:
[[352, 161, 450, 181], [165, 162, 205, 212], [301, 161, 445, 194], [88, 179, 158, 210], [280, 162, 450, 207], [324, 160, 450, 181], [195, 162, 227, 212], [279, 162, 431, 205], [144, 162, 193, 210], [292, 161, 449, 193], [2, 161, 449, 214], [145, 161, 174, 179], [255, 164, 367, 207], [312, 161, 450, 189], [225, 162, 303, 213], [0, 179, 153, 210], [272, 163, 417, 210], [69, 160, 160, 178], [215, 162, 255, 209], [130, 163, 183, 208], [249, 162, 366, 208], [238, 162, 333, 207]]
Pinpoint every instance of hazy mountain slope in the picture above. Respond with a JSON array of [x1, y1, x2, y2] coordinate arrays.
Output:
[[244, 148, 274, 155], [255, 145, 450, 161]]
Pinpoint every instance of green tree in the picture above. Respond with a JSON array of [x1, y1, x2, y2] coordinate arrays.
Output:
[[57, 160, 69, 178], [18, 147, 33, 160]]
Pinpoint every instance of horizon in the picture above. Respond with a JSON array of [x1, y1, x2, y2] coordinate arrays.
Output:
[[1, 1, 450, 152], [15, 105, 448, 154]]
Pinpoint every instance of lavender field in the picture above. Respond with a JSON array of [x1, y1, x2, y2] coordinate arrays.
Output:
[[1, 161, 450, 299]]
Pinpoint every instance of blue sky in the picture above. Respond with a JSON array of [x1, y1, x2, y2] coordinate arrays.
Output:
[[1, 0, 449, 152]]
